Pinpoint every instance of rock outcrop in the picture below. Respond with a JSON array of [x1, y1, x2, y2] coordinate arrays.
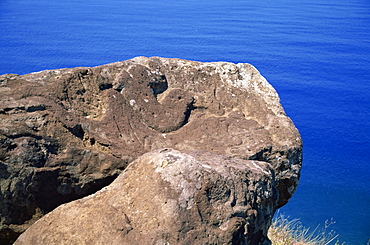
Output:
[[0, 57, 302, 244], [15, 149, 278, 245]]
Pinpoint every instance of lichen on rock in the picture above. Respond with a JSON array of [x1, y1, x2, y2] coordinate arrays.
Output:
[[0, 57, 302, 244], [15, 149, 278, 245]]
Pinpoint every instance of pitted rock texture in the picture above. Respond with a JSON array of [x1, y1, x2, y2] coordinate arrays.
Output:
[[0, 57, 302, 243], [15, 149, 278, 245]]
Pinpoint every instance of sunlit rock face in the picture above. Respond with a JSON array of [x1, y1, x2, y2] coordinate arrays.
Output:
[[15, 149, 278, 245], [0, 57, 302, 244]]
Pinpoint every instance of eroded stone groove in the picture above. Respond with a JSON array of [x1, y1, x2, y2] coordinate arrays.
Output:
[[0, 57, 302, 244]]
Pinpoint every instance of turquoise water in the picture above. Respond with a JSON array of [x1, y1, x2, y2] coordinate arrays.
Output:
[[1, 0, 369, 243]]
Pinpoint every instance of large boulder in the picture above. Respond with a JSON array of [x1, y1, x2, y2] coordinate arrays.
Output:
[[15, 149, 278, 245], [0, 57, 302, 243]]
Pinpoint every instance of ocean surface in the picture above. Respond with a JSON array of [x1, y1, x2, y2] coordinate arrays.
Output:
[[1, 0, 369, 243]]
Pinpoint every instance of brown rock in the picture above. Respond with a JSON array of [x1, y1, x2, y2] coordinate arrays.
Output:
[[0, 57, 302, 243], [15, 149, 278, 245]]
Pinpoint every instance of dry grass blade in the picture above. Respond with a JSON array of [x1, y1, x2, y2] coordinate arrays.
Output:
[[268, 213, 344, 245]]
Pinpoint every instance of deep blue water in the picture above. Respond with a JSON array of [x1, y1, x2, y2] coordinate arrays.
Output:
[[1, 0, 369, 243]]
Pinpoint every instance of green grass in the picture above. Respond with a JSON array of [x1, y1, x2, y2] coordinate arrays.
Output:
[[268, 213, 344, 245]]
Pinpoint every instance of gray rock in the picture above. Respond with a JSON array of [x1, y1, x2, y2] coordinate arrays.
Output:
[[15, 149, 277, 245], [0, 57, 302, 243]]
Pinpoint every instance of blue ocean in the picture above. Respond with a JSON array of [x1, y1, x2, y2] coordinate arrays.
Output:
[[1, 0, 369, 243]]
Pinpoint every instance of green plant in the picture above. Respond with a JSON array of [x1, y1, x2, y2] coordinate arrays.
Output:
[[268, 212, 343, 245]]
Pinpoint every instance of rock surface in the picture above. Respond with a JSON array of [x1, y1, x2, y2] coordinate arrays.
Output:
[[15, 149, 278, 245], [0, 57, 302, 243]]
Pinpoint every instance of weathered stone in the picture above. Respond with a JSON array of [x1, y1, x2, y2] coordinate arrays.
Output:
[[15, 149, 278, 245], [0, 57, 302, 243]]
